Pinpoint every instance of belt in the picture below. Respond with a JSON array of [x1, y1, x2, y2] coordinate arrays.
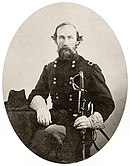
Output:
[[52, 103, 77, 112], [49, 108, 76, 126]]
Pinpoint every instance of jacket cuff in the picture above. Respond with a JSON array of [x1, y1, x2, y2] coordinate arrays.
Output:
[[30, 95, 47, 111], [89, 112, 105, 129]]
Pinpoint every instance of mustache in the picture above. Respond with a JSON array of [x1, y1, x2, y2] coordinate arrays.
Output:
[[58, 45, 72, 52]]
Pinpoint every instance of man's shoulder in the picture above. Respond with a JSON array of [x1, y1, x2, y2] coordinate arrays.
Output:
[[44, 59, 57, 73], [46, 61, 55, 68], [79, 55, 101, 72]]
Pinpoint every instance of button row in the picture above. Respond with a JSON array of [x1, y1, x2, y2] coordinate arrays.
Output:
[[54, 93, 73, 101], [53, 77, 74, 85], [53, 60, 76, 68], [54, 64, 75, 68], [72, 60, 76, 68]]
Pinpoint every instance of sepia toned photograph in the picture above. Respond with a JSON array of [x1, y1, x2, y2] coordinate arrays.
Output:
[[2, 2, 127, 164]]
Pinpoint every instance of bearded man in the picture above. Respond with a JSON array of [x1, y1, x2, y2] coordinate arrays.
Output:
[[28, 22, 114, 163]]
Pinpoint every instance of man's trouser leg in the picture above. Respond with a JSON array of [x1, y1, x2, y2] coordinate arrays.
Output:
[[57, 127, 92, 163], [75, 129, 93, 162]]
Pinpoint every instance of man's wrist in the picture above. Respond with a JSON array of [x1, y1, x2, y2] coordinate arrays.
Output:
[[89, 112, 105, 129]]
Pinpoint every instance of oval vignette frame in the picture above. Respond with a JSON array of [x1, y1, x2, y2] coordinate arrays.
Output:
[[2, 2, 127, 164]]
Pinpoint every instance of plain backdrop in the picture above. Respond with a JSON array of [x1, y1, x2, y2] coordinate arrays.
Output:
[[2, 1, 127, 156], [0, 0, 130, 166]]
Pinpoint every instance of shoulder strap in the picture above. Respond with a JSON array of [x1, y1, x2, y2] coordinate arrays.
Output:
[[87, 61, 94, 66]]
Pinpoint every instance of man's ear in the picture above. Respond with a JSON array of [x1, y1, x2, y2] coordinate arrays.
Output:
[[76, 41, 81, 47], [51, 35, 55, 40], [51, 36, 57, 44]]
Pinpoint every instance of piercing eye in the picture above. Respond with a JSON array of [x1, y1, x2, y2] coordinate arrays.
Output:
[[68, 35, 73, 40], [58, 35, 65, 40]]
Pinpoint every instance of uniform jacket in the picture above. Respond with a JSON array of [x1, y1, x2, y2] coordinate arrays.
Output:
[[28, 54, 114, 122]]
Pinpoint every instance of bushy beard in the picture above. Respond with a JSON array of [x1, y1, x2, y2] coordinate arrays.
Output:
[[58, 46, 76, 61]]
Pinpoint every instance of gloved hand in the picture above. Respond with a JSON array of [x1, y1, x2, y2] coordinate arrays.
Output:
[[73, 112, 105, 129], [36, 107, 52, 126], [30, 95, 52, 126]]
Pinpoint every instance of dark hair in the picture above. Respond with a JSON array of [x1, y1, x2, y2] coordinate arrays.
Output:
[[51, 22, 83, 43]]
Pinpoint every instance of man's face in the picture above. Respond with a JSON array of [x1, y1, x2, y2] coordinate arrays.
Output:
[[56, 25, 77, 60]]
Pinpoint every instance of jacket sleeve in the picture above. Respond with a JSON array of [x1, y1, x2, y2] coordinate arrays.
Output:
[[28, 65, 49, 104], [88, 64, 115, 121]]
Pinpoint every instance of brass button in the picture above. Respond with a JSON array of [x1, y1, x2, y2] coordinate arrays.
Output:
[[53, 81, 56, 84], [54, 64, 57, 68], [72, 64, 75, 68], [53, 77, 56, 80], [56, 96, 59, 99], [69, 98, 72, 101], [72, 60, 75, 64]]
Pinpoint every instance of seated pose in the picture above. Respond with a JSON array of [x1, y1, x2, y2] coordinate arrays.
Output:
[[28, 22, 115, 163]]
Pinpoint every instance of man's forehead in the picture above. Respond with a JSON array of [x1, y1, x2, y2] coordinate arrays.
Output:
[[57, 25, 77, 35]]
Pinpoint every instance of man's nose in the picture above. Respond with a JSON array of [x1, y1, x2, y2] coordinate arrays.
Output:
[[63, 38, 69, 46]]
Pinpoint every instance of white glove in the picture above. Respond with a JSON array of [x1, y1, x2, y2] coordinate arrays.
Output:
[[89, 112, 105, 129], [73, 112, 105, 129], [30, 95, 52, 126]]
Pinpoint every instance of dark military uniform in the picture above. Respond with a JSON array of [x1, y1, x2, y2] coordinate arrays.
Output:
[[28, 54, 114, 163]]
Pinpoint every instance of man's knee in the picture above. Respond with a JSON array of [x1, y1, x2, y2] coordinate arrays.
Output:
[[30, 125, 66, 159], [45, 124, 66, 145]]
